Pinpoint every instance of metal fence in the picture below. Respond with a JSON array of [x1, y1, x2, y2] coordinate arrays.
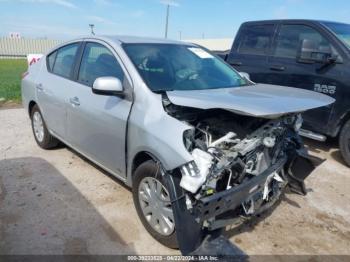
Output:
[[0, 38, 63, 59], [0, 37, 234, 59]]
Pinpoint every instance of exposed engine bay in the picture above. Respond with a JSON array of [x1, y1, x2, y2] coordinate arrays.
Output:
[[162, 94, 305, 225]]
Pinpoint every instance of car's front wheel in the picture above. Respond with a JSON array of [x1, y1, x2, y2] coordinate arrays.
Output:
[[132, 160, 178, 249], [339, 119, 350, 167], [30, 104, 59, 149]]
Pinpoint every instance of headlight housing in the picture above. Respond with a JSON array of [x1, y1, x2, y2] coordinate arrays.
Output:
[[294, 114, 303, 131]]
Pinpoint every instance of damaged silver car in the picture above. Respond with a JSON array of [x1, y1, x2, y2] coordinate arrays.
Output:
[[21, 36, 334, 255]]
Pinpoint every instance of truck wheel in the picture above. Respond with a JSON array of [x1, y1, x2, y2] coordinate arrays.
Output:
[[30, 104, 59, 149], [339, 119, 350, 167], [132, 160, 178, 249]]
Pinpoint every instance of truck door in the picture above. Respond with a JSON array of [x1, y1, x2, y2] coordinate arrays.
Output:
[[267, 23, 342, 134], [226, 23, 276, 83]]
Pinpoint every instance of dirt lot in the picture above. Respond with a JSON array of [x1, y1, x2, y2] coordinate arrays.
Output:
[[0, 108, 349, 255]]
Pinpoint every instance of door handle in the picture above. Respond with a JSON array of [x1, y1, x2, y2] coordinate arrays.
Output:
[[270, 65, 286, 71], [69, 97, 80, 106], [231, 61, 242, 66], [36, 83, 43, 91]]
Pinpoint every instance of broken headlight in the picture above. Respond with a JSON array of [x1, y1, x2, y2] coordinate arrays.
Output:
[[294, 114, 303, 131]]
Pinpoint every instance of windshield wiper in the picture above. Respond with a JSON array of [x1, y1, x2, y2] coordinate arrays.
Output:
[[153, 89, 174, 94]]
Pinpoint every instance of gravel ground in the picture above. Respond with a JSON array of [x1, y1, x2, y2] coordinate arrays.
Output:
[[0, 108, 349, 255]]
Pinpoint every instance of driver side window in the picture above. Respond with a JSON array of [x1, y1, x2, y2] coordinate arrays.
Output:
[[78, 42, 124, 87], [274, 24, 335, 59]]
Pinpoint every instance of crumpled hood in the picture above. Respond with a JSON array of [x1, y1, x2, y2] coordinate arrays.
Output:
[[166, 84, 335, 119]]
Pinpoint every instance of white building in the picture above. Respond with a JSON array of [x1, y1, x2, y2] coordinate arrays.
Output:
[[183, 38, 233, 51]]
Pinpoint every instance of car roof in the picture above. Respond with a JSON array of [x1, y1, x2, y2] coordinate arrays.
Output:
[[73, 35, 195, 46], [47, 35, 198, 56]]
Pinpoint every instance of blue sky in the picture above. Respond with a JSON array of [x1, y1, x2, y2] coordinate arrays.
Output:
[[1, 0, 350, 40]]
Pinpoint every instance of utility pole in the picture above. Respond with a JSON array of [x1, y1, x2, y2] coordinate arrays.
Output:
[[178, 30, 182, 40], [164, 4, 170, 38], [160, 0, 178, 39], [89, 24, 95, 35]]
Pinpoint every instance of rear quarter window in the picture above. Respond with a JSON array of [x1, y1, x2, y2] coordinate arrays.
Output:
[[47, 51, 57, 72]]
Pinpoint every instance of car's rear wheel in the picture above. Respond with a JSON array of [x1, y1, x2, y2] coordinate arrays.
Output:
[[132, 160, 178, 249], [30, 104, 59, 149], [339, 119, 350, 167]]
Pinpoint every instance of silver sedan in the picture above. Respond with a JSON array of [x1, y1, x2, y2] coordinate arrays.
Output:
[[21, 36, 334, 254]]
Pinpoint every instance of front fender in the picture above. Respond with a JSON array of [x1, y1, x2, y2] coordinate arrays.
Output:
[[126, 100, 194, 186]]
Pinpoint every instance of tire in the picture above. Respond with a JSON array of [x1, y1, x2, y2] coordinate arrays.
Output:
[[30, 104, 59, 149], [132, 160, 178, 249], [339, 119, 350, 167]]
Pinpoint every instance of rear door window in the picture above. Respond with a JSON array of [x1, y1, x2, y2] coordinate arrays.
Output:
[[237, 25, 274, 55], [51, 43, 79, 78], [274, 24, 333, 58], [78, 42, 124, 87]]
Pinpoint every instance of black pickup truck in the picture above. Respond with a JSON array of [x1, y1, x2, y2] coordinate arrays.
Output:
[[220, 19, 350, 166]]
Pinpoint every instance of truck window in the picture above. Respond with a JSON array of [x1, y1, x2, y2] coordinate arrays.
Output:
[[323, 22, 350, 49], [274, 24, 333, 59], [237, 25, 274, 55]]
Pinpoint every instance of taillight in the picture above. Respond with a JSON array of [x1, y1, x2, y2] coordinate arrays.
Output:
[[22, 71, 29, 79]]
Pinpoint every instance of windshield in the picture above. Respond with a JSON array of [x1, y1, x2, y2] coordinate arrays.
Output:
[[123, 43, 247, 92], [323, 22, 350, 49]]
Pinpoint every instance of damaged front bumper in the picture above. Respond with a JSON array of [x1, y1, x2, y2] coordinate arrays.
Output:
[[194, 149, 319, 224], [194, 156, 287, 223], [164, 150, 319, 255]]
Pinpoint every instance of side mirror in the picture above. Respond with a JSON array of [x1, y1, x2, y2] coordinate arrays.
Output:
[[92, 77, 124, 97], [297, 39, 335, 64], [239, 72, 250, 80]]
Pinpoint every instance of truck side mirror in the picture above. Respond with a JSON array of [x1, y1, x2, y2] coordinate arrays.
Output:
[[297, 39, 335, 64], [239, 72, 250, 80]]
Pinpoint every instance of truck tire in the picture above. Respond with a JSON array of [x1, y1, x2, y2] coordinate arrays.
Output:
[[339, 119, 350, 167], [132, 160, 178, 249], [30, 104, 59, 149]]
